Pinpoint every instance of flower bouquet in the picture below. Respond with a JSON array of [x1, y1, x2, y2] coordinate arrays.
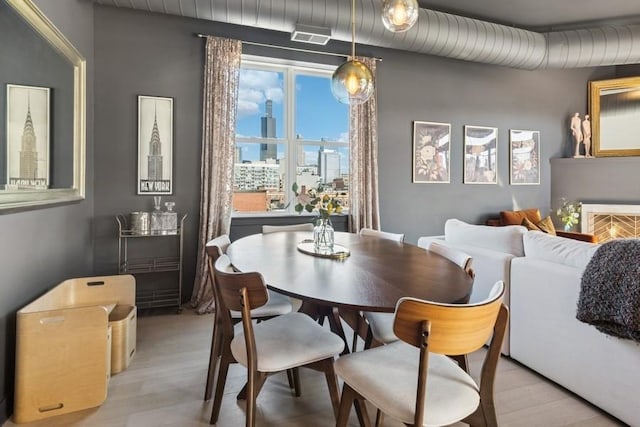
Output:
[[292, 183, 344, 252], [556, 198, 582, 232]]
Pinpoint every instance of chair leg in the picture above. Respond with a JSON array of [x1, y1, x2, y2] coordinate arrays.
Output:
[[210, 353, 232, 424], [336, 384, 357, 427], [286, 369, 294, 389], [245, 371, 268, 427], [374, 409, 384, 427], [204, 322, 222, 401], [363, 325, 374, 350], [319, 359, 341, 419], [354, 397, 372, 427], [292, 367, 301, 397]]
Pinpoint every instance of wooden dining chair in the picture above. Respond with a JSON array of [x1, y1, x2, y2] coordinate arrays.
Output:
[[359, 243, 474, 352], [203, 236, 294, 403], [359, 227, 405, 242], [212, 254, 345, 427], [335, 281, 508, 427]]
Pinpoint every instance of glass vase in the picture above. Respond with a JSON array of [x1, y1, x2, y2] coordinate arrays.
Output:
[[314, 217, 334, 253]]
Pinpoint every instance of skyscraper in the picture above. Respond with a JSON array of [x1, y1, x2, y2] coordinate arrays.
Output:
[[147, 106, 163, 180], [19, 98, 38, 180], [260, 99, 277, 161], [318, 148, 341, 184]]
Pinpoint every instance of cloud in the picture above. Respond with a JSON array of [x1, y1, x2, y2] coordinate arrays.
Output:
[[338, 132, 349, 142], [237, 69, 284, 118]]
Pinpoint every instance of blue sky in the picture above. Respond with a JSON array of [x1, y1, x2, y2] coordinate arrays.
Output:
[[236, 68, 349, 164]]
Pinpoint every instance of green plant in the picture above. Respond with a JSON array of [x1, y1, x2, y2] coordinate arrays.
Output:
[[291, 183, 343, 219], [556, 198, 581, 230]]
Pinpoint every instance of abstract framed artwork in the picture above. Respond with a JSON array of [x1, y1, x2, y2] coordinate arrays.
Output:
[[6, 84, 50, 190], [509, 129, 540, 185], [137, 95, 173, 195], [412, 120, 451, 183], [464, 125, 498, 184]]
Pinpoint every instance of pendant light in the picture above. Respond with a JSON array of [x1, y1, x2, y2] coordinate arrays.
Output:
[[382, 0, 419, 32], [331, 0, 374, 105]]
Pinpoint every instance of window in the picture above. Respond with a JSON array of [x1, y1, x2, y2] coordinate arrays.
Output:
[[233, 56, 349, 214]]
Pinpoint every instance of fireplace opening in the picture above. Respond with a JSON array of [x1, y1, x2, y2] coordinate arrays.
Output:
[[582, 204, 640, 243]]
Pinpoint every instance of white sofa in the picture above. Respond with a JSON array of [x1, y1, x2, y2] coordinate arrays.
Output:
[[418, 219, 527, 355], [511, 231, 639, 427], [424, 219, 639, 426]]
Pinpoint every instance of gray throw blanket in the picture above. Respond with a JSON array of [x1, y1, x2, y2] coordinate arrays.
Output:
[[577, 239, 640, 342]]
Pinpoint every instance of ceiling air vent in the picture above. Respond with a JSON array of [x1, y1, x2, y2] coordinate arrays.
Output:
[[291, 24, 332, 45]]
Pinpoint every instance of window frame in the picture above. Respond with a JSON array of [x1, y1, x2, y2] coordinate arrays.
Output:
[[234, 55, 349, 215]]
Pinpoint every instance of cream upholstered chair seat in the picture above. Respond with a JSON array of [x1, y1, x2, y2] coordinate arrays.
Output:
[[334, 342, 479, 426], [230, 312, 344, 372]]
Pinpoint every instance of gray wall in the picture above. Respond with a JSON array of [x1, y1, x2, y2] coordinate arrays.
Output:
[[551, 157, 640, 210], [376, 50, 612, 242], [92, 6, 347, 302], [92, 5, 617, 305], [0, 0, 94, 421]]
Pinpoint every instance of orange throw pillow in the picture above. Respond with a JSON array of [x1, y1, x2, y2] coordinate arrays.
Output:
[[500, 208, 542, 226]]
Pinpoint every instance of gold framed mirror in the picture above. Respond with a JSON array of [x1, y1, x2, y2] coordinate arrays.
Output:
[[589, 76, 640, 157], [1, 0, 85, 212]]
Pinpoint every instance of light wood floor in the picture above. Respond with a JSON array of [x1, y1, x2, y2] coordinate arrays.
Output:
[[3, 309, 625, 427]]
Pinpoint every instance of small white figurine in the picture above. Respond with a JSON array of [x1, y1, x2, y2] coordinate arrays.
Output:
[[582, 114, 592, 157], [570, 112, 583, 157]]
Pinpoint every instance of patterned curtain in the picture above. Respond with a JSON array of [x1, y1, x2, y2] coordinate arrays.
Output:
[[190, 36, 242, 314], [349, 56, 380, 233]]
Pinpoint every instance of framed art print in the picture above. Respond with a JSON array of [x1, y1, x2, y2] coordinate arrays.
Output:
[[464, 125, 497, 184], [510, 129, 540, 185], [6, 84, 50, 189], [137, 95, 173, 194], [412, 121, 451, 183]]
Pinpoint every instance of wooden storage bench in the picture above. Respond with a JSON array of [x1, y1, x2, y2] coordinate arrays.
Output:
[[14, 275, 136, 423]]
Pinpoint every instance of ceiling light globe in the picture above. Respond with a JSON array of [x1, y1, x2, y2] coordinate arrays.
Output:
[[331, 59, 374, 105], [382, 0, 419, 32]]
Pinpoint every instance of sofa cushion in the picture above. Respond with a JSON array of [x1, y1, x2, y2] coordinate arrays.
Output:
[[444, 219, 526, 257], [521, 217, 541, 232], [523, 230, 599, 271], [500, 208, 541, 226], [522, 216, 556, 236]]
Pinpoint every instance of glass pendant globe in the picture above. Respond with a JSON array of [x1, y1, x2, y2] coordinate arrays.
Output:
[[331, 59, 374, 105], [382, 0, 419, 32]]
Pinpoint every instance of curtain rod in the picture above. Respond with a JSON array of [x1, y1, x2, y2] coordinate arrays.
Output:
[[195, 34, 382, 61]]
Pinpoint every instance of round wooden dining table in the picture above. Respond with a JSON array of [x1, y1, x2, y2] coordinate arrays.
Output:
[[227, 231, 474, 352], [227, 231, 473, 310]]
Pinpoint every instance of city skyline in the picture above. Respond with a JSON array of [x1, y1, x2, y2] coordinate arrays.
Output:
[[236, 68, 349, 168]]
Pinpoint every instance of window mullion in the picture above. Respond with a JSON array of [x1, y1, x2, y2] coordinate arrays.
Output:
[[286, 68, 296, 213]]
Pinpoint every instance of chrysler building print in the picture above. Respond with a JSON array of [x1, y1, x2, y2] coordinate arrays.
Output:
[[147, 107, 163, 180], [20, 98, 39, 181], [6, 85, 50, 189], [138, 96, 173, 194]]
